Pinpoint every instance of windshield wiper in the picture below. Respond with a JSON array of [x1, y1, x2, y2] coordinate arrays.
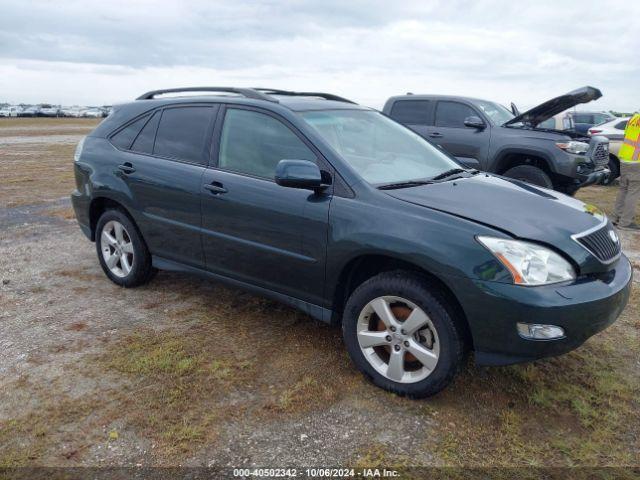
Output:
[[378, 180, 433, 190], [430, 168, 471, 181]]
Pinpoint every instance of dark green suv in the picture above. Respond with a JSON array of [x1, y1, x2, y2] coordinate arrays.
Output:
[[71, 87, 632, 397]]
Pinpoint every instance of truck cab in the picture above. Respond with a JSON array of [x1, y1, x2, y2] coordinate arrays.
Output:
[[383, 87, 610, 194]]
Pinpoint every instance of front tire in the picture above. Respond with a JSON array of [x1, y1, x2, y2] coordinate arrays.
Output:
[[503, 165, 553, 189], [95, 209, 155, 287], [342, 271, 465, 398]]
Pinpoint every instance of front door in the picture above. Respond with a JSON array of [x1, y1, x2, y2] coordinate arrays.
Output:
[[201, 106, 331, 306], [428, 100, 490, 169]]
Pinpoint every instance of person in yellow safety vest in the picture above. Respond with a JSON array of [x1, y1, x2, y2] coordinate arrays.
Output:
[[613, 112, 640, 231]]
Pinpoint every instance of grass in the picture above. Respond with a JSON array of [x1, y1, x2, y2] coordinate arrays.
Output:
[[578, 185, 640, 224], [0, 118, 98, 207], [0, 120, 638, 467], [429, 288, 639, 467], [97, 328, 252, 454], [93, 288, 354, 457], [0, 393, 104, 467]]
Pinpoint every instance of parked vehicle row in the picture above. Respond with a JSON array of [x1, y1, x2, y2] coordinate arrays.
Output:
[[71, 86, 632, 398], [0, 104, 112, 118]]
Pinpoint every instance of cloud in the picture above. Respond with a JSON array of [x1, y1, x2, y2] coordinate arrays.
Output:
[[0, 0, 637, 110]]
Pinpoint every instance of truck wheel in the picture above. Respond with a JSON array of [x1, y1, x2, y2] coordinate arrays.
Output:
[[503, 165, 553, 189], [342, 271, 465, 398], [95, 209, 156, 287]]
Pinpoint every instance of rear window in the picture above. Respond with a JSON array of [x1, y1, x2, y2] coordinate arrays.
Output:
[[615, 120, 628, 130], [131, 111, 160, 154], [111, 114, 150, 149], [389, 100, 430, 125], [153, 107, 215, 164]]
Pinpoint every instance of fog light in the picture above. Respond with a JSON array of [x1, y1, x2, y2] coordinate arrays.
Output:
[[517, 323, 565, 340]]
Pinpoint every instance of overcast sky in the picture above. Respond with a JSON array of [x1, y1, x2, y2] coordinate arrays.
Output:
[[0, 0, 638, 111]]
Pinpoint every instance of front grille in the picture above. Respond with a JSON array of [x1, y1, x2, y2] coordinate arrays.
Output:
[[588, 138, 610, 166], [574, 224, 621, 263]]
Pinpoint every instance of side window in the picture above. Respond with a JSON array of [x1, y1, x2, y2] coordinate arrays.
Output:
[[131, 111, 160, 154], [573, 114, 593, 124], [154, 107, 214, 165], [389, 100, 430, 125], [218, 109, 316, 179], [111, 114, 150, 149], [615, 120, 628, 130], [435, 101, 476, 128]]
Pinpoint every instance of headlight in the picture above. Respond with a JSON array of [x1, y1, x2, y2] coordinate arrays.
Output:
[[477, 236, 576, 286], [555, 141, 589, 155]]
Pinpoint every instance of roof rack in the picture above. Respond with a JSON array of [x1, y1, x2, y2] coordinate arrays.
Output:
[[253, 88, 357, 104], [136, 87, 278, 102]]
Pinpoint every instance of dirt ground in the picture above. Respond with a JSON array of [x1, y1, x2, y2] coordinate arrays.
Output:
[[0, 118, 638, 470]]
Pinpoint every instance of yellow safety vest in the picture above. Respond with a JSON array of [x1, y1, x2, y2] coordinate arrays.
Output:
[[619, 113, 640, 163]]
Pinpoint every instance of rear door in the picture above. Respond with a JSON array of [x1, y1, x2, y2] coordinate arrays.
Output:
[[110, 104, 217, 268], [430, 100, 490, 169], [200, 106, 331, 306]]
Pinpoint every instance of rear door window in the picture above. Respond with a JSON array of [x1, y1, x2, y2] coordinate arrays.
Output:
[[389, 100, 430, 125], [111, 114, 150, 149], [153, 106, 215, 165], [435, 101, 476, 128]]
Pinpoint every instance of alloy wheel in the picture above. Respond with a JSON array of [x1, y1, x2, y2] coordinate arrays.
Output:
[[100, 220, 134, 278], [356, 296, 439, 383]]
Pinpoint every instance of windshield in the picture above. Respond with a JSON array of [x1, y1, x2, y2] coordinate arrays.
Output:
[[474, 100, 515, 126], [300, 110, 460, 185]]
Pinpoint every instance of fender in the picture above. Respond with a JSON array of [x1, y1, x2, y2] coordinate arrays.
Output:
[[492, 146, 557, 174]]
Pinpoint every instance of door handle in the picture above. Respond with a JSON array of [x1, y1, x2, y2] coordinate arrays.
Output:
[[204, 182, 228, 195], [118, 162, 136, 174], [429, 132, 443, 138]]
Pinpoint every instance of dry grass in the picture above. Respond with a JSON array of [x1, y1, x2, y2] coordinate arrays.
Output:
[[91, 281, 356, 457], [0, 117, 100, 136], [1, 121, 638, 467], [577, 185, 640, 224], [430, 285, 639, 467], [0, 118, 98, 207], [0, 391, 107, 467]]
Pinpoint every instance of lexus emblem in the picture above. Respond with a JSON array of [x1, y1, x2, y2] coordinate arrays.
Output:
[[609, 229, 618, 244]]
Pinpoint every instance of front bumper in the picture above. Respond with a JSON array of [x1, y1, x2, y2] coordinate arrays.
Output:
[[446, 255, 632, 366], [576, 166, 610, 187]]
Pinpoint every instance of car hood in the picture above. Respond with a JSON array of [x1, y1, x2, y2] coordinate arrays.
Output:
[[385, 174, 607, 264], [504, 86, 602, 128]]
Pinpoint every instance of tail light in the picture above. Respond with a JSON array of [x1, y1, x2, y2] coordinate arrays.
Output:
[[589, 129, 602, 135]]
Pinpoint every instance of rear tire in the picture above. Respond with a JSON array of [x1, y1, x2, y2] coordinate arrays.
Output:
[[95, 209, 156, 287], [503, 165, 553, 189], [342, 271, 465, 398]]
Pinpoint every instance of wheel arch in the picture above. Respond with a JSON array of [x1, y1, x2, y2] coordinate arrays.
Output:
[[493, 148, 556, 176], [332, 254, 473, 349], [89, 196, 138, 241]]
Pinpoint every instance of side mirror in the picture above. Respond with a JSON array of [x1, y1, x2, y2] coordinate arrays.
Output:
[[464, 116, 486, 129], [275, 160, 325, 190]]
